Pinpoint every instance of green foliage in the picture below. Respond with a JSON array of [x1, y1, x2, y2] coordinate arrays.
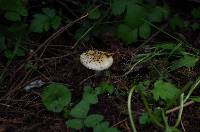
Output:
[[191, 96, 200, 102], [117, 24, 138, 44], [111, 0, 127, 15], [70, 100, 90, 118], [139, 23, 151, 39], [84, 114, 104, 127], [83, 86, 98, 104], [152, 80, 180, 101], [0, 0, 28, 21], [191, 7, 200, 19], [88, 8, 101, 20], [169, 15, 184, 30], [30, 8, 61, 33], [96, 81, 114, 95], [139, 112, 151, 125], [42, 83, 71, 112], [171, 54, 199, 70], [66, 119, 84, 130]]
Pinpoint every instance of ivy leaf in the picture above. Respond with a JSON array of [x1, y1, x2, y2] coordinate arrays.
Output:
[[70, 100, 90, 118], [42, 83, 71, 112], [125, 4, 146, 28], [171, 54, 199, 70], [139, 23, 151, 39], [83, 86, 98, 104], [4, 11, 21, 21], [117, 24, 137, 44], [111, 0, 127, 15], [66, 119, 84, 130], [152, 80, 180, 101], [30, 14, 49, 32], [84, 114, 104, 127]]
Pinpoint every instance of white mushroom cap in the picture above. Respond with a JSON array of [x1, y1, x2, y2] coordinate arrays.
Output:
[[80, 50, 113, 71]]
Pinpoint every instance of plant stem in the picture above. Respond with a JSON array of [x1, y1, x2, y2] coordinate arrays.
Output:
[[141, 93, 164, 128], [127, 86, 137, 132], [183, 77, 200, 103], [161, 108, 169, 128], [174, 93, 184, 128]]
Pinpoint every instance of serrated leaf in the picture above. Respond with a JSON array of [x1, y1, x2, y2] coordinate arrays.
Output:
[[152, 80, 180, 101], [4, 12, 21, 21], [93, 121, 109, 132], [51, 16, 61, 29], [42, 83, 71, 112], [83, 86, 98, 104], [171, 54, 199, 70], [84, 114, 104, 127], [139, 23, 151, 39], [70, 100, 90, 118], [117, 24, 138, 44], [125, 4, 146, 28], [66, 119, 84, 130], [88, 8, 101, 19], [30, 14, 49, 32], [111, 0, 127, 15]]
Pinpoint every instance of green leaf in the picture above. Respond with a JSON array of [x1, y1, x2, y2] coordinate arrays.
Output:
[[155, 42, 185, 52], [4, 12, 21, 21], [93, 121, 109, 132], [105, 127, 120, 132], [42, 8, 55, 18], [125, 4, 146, 28], [111, 0, 127, 15], [30, 14, 49, 32], [15, 48, 25, 57], [0, 0, 26, 14], [42, 83, 71, 112], [4, 49, 13, 60], [70, 100, 90, 118], [171, 54, 199, 70], [95, 81, 114, 95], [84, 114, 104, 127], [152, 80, 180, 101], [191, 7, 200, 19], [139, 23, 151, 39], [169, 15, 184, 30], [139, 112, 151, 125], [117, 24, 137, 44], [191, 23, 199, 30], [51, 16, 61, 29], [66, 119, 84, 130], [83, 86, 98, 104], [147, 6, 169, 22], [191, 97, 200, 102], [88, 8, 101, 19]]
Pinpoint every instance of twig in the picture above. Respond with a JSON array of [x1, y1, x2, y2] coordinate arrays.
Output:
[[166, 100, 194, 114], [174, 93, 184, 127]]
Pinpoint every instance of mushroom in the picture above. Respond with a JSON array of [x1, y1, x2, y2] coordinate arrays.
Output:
[[80, 50, 113, 71]]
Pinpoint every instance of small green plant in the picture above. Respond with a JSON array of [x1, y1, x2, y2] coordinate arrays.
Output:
[[30, 8, 61, 33], [42, 82, 120, 131], [128, 77, 200, 132]]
